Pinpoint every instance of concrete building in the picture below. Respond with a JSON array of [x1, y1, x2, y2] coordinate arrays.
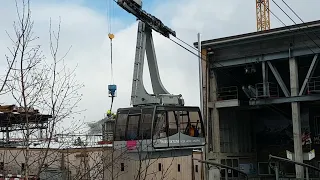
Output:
[[195, 20, 320, 179], [104, 150, 203, 180], [0, 145, 203, 180], [0, 145, 112, 179]]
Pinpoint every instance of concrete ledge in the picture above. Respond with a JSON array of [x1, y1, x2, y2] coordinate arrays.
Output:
[[215, 99, 240, 108], [207, 152, 256, 159], [249, 95, 320, 105]]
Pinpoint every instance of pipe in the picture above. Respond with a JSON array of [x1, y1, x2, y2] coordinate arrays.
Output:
[[197, 33, 207, 180]]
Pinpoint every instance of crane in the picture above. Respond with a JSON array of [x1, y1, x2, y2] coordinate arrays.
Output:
[[256, 0, 271, 31], [112, 0, 205, 160]]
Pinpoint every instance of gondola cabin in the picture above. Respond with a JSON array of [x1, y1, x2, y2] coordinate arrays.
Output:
[[113, 105, 205, 159]]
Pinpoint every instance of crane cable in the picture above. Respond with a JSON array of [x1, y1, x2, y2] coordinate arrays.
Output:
[[107, 0, 116, 113], [108, 33, 115, 112]]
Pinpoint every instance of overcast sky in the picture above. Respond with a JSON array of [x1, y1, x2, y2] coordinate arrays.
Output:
[[1, 0, 320, 133]]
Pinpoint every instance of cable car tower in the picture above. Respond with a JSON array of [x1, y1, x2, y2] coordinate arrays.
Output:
[[113, 0, 205, 159]]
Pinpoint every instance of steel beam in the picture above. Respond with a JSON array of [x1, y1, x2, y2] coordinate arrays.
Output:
[[211, 47, 320, 68], [267, 61, 290, 97], [249, 95, 320, 105], [299, 54, 319, 96]]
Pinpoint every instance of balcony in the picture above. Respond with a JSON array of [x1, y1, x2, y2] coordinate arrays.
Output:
[[255, 82, 279, 99], [307, 76, 320, 94], [216, 86, 240, 108]]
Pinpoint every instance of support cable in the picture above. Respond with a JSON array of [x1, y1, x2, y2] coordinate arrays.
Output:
[[280, 0, 320, 46], [271, 0, 320, 51]]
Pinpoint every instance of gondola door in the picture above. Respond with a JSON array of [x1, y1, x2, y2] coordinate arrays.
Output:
[[152, 110, 170, 149]]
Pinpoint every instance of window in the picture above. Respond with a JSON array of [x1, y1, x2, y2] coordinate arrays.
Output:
[[153, 111, 168, 139], [121, 163, 124, 171], [115, 111, 128, 141], [167, 111, 178, 136], [126, 115, 140, 140], [221, 159, 239, 177], [139, 109, 153, 139], [158, 163, 162, 171], [21, 163, 25, 172], [178, 164, 181, 172], [195, 165, 198, 173], [0, 162, 3, 170], [180, 111, 202, 137]]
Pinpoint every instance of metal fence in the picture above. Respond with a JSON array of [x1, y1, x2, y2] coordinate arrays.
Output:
[[217, 86, 239, 100], [255, 82, 279, 98]]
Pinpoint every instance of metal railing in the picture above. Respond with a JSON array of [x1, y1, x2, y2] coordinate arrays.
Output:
[[269, 154, 320, 180], [193, 158, 248, 180], [255, 82, 279, 98], [307, 76, 320, 94], [217, 86, 239, 101]]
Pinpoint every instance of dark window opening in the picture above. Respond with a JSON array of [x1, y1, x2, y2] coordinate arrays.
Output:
[[0, 162, 3, 170], [158, 163, 162, 171], [121, 163, 124, 171], [195, 165, 198, 173], [178, 164, 181, 172], [21, 163, 25, 171]]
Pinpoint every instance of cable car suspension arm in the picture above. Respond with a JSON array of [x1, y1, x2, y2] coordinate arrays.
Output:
[[115, 0, 184, 106]]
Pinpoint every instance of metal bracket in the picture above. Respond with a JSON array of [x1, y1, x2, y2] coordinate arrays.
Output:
[[130, 21, 184, 106]]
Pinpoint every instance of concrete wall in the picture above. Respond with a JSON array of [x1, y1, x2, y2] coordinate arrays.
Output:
[[0, 147, 203, 180], [104, 151, 203, 180]]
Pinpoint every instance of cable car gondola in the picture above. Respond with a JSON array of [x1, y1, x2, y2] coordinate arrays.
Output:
[[113, 0, 206, 159], [113, 105, 205, 158]]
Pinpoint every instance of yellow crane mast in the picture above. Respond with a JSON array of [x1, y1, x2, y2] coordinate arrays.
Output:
[[256, 0, 271, 31]]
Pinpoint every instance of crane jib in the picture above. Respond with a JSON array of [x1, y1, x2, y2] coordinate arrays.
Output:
[[116, 0, 176, 38]]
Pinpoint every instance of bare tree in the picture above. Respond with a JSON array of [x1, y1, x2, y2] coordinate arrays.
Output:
[[2, 0, 84, 179], [35, 15, 84, 178]]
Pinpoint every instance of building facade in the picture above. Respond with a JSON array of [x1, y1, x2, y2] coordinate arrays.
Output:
[[0, 146, 203, 180], [195, 20, 320, 179]]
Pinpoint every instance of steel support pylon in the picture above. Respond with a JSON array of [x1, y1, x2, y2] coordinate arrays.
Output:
[[130, 21, 184, 106]]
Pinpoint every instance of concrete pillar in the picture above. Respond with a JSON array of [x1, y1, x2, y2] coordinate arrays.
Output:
[[262, 61, 269, 96], [289, 57, 304, 178], [209, 69, 221, 180], [210, 73, 220, 155]]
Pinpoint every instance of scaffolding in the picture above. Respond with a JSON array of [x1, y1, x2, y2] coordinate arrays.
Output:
[[0, 105, 51, 147]]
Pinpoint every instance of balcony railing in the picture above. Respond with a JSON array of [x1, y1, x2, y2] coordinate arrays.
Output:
[[217, 86, 238, 101], [255, 82, 279, 98], [307, 76, 320, 94]]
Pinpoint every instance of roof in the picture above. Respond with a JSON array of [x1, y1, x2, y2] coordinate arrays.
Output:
[[118, 105, 200, 111], [193, 20, 320, 49]]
